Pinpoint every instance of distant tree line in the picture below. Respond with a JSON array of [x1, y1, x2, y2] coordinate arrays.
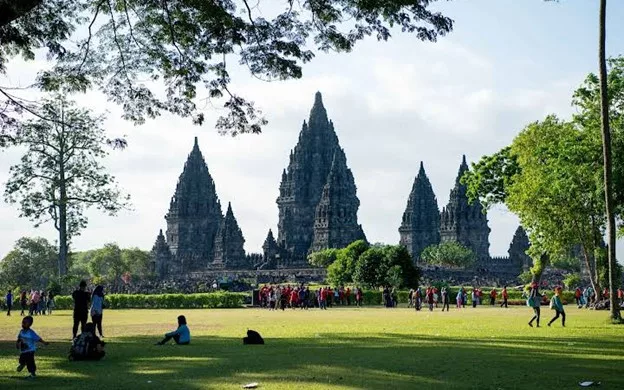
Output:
[[0, 237, 152, 292]]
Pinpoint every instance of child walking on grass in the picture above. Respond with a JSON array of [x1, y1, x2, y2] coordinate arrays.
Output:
[[16, 315, 49, 379], [548, 286, 566, 327]]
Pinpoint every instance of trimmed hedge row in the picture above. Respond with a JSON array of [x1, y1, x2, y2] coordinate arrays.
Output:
[[52, 292, 247, 309]]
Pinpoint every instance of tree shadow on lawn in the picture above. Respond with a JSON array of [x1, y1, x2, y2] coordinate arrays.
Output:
[[0, 333, 622, 390]]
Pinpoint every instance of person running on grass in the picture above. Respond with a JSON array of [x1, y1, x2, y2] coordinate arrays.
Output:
[[528, 282, 543, 327], [155, 315, 191, 345], [548, 286, 566, 327], [72, 281, 91, 339], [16, 315, 49, 380]]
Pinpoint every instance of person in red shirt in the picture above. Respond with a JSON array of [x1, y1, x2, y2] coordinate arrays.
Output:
[[602, 288, 609, 300], [618, 288, 623, 307], [489, 289, 497, 306], [574, 287, 582, 308], [426, 287, 434, 311], [345, 288, 351, 306], [290, 289, 298, 309], [355, 287, 363, 307], [500, 286, 509, 308]]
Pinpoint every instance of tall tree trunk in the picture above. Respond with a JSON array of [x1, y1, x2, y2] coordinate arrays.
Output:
[[580, 245, 599, 298], [598, 0, 621, 321], [58, 182, 68, 276]]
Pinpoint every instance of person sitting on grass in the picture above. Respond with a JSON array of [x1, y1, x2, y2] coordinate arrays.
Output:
[[155, 315, 191, 345], [16, 315, 49, 380], [69, 322, 106, 361]]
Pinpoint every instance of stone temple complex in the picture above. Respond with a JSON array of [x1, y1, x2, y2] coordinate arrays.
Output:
[[150, 92, 529, 283]]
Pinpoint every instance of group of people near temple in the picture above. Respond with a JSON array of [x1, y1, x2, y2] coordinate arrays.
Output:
[[408, 286, 511, 311], [7, 279, 624, 380], [258, 284, 364, 310], [4, 289, 56, 317], [12, 279, 189, 380]]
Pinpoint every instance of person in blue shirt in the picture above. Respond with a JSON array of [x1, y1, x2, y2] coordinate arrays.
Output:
[[155, 315, 190, 345], [16, 315, 49, 379], [6, 290, 13, 316]]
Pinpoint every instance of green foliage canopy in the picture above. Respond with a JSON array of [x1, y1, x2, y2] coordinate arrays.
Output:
[[0, 0, 453, 140], [420, 241, 476, 268], [0, 237, 58, 290]]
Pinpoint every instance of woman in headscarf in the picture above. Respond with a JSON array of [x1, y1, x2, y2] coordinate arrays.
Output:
[[528, 282, 542, 327], [548, 286, 566, 327], [90, 285, 105, 337]]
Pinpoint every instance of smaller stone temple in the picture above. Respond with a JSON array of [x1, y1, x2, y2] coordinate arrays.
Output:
[[150, 138, 249, 277], [439, 155, 491, 261], [399, 162, 441, 261]]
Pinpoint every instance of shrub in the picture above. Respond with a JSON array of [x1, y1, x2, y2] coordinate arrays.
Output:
[[51, 292, 247, 309]]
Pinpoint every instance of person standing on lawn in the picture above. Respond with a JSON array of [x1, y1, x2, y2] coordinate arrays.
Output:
[[489, 288, 497, 306], [500, 286, 509, 308], [6, 290, 13, 316], [72, 281, 91, 339], [441, 287, 450, 311], [90, 285, 105, 338], [574, 287, 582, 308], [528, 283, 542, 327], [548, 286, 566, 327], [19, 291, 27, 316]]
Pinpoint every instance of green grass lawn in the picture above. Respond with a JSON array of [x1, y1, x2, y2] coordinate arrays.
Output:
[[0, 306, 622, 389]]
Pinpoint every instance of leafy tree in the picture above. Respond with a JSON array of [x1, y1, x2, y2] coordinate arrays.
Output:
[[3, 94, 130, 275], [352, 245, 419, 289], [0, 237, 58, 290], [317, 240, 369, 286], [0, 1, 453, 141], [383, 245, 420, 288], [353, 246, 386, 289], [550, 255, 581, 273], [122, 247, 152, 279], [88, 243, 128, 287], [308, 248, 338, 268], [563, 273, 581, 290], [420, 241, 476, 268]]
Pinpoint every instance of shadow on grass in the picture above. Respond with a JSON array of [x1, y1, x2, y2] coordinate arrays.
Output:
[[0, 332, 623, 390]]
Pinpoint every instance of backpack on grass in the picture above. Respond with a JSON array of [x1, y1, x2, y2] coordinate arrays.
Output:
[[243, 329, 264, 345]]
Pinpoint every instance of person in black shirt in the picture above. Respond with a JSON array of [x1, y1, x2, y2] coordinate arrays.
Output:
[[72, 281, 91, 339]]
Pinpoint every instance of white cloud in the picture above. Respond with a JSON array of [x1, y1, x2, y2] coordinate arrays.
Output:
[[2, 4, 624, 264]]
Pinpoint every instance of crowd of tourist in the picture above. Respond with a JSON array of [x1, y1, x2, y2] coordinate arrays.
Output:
[[4, 289, 56, 317], [257, 284, 364, 309]]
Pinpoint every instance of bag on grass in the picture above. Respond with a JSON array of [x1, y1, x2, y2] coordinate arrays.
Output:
[[243, 329, 264, 345]]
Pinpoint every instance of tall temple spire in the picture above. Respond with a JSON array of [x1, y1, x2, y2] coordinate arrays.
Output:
[[165, 137, 223, 271], [277, 92, 343, 265], [399, 162, 440, 263], [440, 156, 490, 261], [310, 148, 366, 253], [508, 225, 531, 271], [212, 202, 247, 269], [151, 229, 173, 278]]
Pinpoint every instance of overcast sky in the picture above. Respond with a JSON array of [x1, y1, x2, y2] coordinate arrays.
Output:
[[1, 0, 624, 261]]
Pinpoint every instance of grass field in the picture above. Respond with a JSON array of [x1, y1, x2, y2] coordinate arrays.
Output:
[[0, 306, 622, 389]]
